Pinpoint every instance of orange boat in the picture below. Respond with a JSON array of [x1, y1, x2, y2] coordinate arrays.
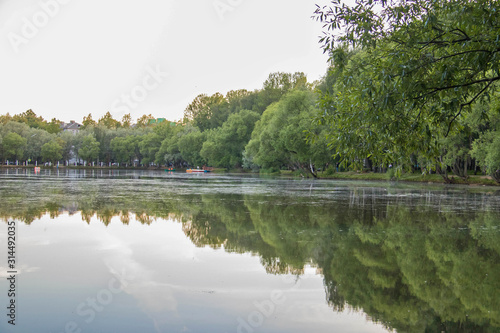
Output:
[[186, 169, 210, 173]]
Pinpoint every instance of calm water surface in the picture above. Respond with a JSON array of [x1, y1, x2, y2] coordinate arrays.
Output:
[[0, 168, 499, 333]]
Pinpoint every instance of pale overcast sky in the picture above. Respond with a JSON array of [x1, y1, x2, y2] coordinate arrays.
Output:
[[1, 0, 331, 123]]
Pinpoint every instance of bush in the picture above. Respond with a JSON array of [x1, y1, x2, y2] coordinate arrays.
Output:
[[324, 165, 336, 176], [260, 167, 280, 174]]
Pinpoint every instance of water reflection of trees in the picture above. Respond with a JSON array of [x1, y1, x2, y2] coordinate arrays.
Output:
[[1, 188, 499, 332]]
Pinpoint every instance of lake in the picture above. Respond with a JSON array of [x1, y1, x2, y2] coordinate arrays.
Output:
[[0, 168, 499, 333]]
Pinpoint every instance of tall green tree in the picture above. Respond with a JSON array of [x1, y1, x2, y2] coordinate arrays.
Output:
[[139, 132, 162, 166], [88, 125, 119, 164], [57, 131, 78, 163], [178, 126, 206, 166], [2, 132, 27, 162], [156, 125, 185, 167], [245, 89, 331, 175], [111, 135, 140, 166], [121, 113, 132, 128], [45, 118, 62, 134], [200, 110, 260, 168], [25, 128, 54, 164], [252, 72, 309, 113], [1, 119, 31, 138], [225, 89, 254, 114], [98, 111, 120, 129], [0, 113, 12, 124], [81, 113, 97, 128], [183, 93, 229, 131], [314, 0, 500, 169], [78, 135, 100, 163], [41, 140, 63, 165], [12, 109, 46, 129]]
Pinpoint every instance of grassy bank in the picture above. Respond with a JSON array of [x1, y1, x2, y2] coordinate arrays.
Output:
[[282, 170, 499, 186]]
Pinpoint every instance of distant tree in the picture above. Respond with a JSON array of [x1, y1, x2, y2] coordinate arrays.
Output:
[[152, 121, 176, 140], [139, 132, 162, 166], [2, 132, 27, 162], [111, 136, 139, 166], [121, 113, 132, 128], [178, 126, 206, 166], [89, 125, 119, 164], [226, 89, 253, 113], [184, 94, 209, 125], [45, 118, 62, 134], [25, 128, 54, 164], [200, 110, 260, 168], [255, 72, 308, 110], [0, 113, 12, 124], [78, 135, 100, 163], [183, 93, 229, 131], [82, 113, 97, 128], [245, 89, 330, 175], [12, 109, 45, 129], [98, 111, 120, 129], [0, 121, 30, 140], [10, 110, 62, 133], [156, 125, 184, 167], [57, 131, 77, 163], [136, 114, 155, 128], [41, 140, 63, 165]]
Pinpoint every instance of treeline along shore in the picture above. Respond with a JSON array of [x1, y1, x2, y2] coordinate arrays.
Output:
[[2, 1, 500, 184], [0, 69, 499, 185]]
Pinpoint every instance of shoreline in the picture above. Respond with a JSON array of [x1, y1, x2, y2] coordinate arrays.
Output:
[[1, 165, 498, 187]]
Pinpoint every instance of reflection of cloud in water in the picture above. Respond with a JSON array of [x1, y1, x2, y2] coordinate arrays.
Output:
[[100, 233, 180, 331]]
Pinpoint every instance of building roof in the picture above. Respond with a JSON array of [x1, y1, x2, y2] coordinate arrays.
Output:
[[60, 121, 82, 130]]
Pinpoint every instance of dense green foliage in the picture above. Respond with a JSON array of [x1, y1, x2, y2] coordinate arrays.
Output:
[[313, 0, 500, 182], [201, 110, 260, 168], [1, 132, 27, 161], [41, 140, 63, 165], [78, 135, 100, 163], [0, 109, 62, 134], [244, 89, 332, 175], [0, 72, 335, 173]]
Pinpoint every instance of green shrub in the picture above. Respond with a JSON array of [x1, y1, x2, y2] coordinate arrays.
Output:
[[324, 165, 336, 176]]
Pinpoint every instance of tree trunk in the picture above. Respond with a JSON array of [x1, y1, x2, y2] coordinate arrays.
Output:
[[309, 159, 318, 178]]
